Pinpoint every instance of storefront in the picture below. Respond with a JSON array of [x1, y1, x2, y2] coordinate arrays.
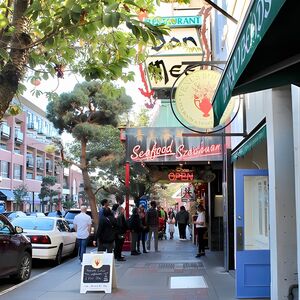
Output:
[[211, 0, 300, 298]]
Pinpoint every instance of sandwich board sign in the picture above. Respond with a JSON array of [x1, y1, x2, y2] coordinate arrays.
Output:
[[80, 253, 117, 294]]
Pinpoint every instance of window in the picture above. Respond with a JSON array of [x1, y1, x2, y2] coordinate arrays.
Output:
[[1, 161, 10, 178], [26, 153, 34, 168], [36, 174, 43, 181], [26, 172, 33, 179], [36, 156, 44, 170], [13, 164, 22, 180], [0, 142, 7, 150]]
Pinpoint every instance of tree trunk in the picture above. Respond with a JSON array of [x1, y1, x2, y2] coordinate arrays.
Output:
[[80, 139, 99, 228], [82, 168, 99, 228], [0, 0, 31, 120]]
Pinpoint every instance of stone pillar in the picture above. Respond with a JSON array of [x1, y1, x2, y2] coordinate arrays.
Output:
[[291, 85, 300, 296], [266, 86, 297, 299]]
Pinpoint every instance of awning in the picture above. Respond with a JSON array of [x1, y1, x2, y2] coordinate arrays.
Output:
[[231, 125, 266, 162], [0, 189, 15, 201], [212, 0, 300, 126]]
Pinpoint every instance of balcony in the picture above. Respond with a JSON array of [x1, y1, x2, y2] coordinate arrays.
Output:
[[36, 161, 44, 170], [1, 124, 10, 139], [27, 121, 37, 131], [26, 158, 34, 169], [37, 126, 45, 135], [15, 130, 24, 144]]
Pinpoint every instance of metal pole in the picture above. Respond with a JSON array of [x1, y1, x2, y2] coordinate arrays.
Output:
[[125, 162, 130, 219]]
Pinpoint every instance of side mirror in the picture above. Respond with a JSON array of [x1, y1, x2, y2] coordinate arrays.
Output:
[[15, 226, 23, 234]]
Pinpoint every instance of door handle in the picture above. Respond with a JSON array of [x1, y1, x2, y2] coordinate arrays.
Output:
[[236, 226, 244, 251]]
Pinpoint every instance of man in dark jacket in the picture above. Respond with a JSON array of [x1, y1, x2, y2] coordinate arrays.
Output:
[[175, 206, 190, 240], [93, 207, 117, 253], [114, 206, 128, 261], [146, 200, 159, 252]]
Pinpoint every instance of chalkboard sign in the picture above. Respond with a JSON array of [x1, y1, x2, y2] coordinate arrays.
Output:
[[80, 253, 116, 294], [83, 265, 110, 283]]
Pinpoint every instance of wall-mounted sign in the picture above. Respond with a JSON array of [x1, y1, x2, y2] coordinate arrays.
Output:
[[168, 168, 194, 182], [146, 55, 204, 90], [126, 127, 223, 163], [175, 70, 222, 129], [145, 16, 202, 28], [80, 253, 116, 294]]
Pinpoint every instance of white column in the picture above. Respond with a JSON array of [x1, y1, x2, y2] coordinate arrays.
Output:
[[266, 86, 297, 299], [292, 85, 300, 299]]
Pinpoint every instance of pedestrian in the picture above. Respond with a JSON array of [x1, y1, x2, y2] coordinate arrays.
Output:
[[73, 205, 92, 262], [98, 198, 109, 218], [138, 205, 148, 253], [128, 207, 142, 255], [114, 206, 128, 261], [175, 206, 190, 240], [112, 203, 119, 217], [194, 204, 207, 257], [93, 207, 117, 253], [167, 208, 176, 239], [146, 200, 159, 252]]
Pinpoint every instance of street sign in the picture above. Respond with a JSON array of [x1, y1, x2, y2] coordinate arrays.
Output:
[[80, 253, 116, 294]]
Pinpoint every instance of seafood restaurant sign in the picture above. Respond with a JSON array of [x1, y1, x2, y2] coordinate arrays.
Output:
[[126, 128, 223, 163]]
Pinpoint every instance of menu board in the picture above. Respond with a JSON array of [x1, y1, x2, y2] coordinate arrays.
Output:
[[80, 253, 116, 294]]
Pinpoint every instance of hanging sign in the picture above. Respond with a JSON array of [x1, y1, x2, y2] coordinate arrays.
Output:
[[80, 253, 117, 294]]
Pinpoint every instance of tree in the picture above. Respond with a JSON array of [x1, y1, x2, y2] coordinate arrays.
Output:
[[46, 80, 133, 225], [13, 184, 28, 211], [38, 176, 58, 212], [0, 0, 168, 120]]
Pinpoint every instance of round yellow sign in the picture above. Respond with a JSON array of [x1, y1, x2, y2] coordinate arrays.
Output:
[[175, 70, 221, 129]]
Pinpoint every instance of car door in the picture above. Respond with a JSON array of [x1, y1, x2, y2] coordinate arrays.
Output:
[[0, 218, 19, 276], [56, 219, 74, 255]]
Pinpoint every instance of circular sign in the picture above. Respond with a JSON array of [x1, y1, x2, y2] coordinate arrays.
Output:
[[175, 70, 221, 129]]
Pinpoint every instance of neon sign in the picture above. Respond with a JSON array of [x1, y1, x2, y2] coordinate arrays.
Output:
[[168, 168, 194, 182]]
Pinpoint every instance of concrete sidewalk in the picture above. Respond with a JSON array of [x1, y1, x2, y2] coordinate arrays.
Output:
[[0, 238, 237, 300]]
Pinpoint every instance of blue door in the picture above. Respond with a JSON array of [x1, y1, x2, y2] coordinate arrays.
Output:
[[235, 169, 270, 298]]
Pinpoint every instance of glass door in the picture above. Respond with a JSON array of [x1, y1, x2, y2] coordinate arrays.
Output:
[[235, 169, 270, 298]]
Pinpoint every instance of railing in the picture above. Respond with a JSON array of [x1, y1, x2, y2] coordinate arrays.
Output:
[[1, 124, 10, 139]]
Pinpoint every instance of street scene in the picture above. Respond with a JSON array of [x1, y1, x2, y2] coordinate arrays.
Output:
[[0, 0, 299, 299]]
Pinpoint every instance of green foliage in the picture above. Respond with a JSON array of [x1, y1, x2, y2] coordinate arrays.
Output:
[[39, 176, 59, 211], [13, 184, 28, 210], [135, 107, 150, 126]]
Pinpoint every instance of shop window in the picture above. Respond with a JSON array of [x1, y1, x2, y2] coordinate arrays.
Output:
[[26, 172, 33, 179]]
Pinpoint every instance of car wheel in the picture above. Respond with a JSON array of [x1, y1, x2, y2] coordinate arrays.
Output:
[[11, 252, 32, 282], [54, 245, 63, 266]]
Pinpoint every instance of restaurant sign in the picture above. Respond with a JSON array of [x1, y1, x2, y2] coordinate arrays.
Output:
[[126, 127, 223, 163], [145, 16, 202, 28]]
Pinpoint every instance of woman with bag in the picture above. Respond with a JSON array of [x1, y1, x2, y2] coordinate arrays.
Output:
[[167, 208, 176, 239]]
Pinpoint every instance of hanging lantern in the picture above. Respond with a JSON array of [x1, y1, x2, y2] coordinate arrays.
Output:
[[31, 78, 41, 86]]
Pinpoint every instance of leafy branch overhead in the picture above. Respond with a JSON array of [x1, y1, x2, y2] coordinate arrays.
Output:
[[0, 0, 169, 119]]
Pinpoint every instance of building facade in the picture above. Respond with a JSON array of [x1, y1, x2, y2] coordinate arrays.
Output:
[[0, 96, 83, 212]]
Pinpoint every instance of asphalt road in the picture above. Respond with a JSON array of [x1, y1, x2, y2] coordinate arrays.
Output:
[[0, 255, 74, 293]]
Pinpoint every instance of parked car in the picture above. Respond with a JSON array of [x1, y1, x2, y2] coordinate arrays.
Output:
[[12, 217, 77, 265], [64, 209, 95, 243], [2, 211, 27, 221], [27, 212, 46, 217], [46, 211, 64, 218], [0, 214, 32, 282]]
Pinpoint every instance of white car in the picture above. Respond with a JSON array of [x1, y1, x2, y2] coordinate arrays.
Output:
[[12, 217, 77, 265]]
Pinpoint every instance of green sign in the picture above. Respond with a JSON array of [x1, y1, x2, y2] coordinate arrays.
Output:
[[212, 0, 286, 126], [144, 16, 202, 28]]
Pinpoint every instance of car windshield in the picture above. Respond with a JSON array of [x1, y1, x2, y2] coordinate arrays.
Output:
[[12, 218, 54, 231], [64, 212, 79, 220]]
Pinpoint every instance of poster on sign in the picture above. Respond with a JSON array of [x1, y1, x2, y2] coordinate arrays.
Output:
[[80, 253, 116, 294]]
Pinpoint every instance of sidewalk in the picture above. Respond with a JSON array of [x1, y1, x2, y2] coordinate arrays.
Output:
[[0, 237, 237, 300]]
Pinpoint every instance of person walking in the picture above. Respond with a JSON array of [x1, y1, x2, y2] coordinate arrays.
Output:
[[73, 205, 92, 262], [93, 207, 117, 253], [114, 206, 128, 261], [146, 200, 159, 252], [175, 206, 190, 240], [167, 208, 176, 240], [128, 207, 142, 255], [194, 204, 207, 257]]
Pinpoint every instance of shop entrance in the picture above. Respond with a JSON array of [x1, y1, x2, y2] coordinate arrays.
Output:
[[235, 169, 270, 298]]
